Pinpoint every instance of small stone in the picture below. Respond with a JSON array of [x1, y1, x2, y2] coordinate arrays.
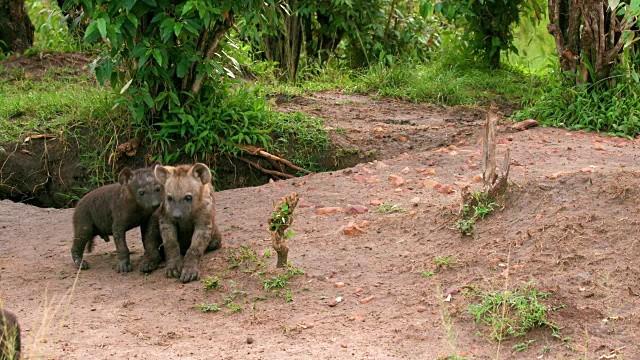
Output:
[[423, 179, 439, 189], [512, 119, 539, 131], [374, 161, 388, 170], [246, 337, 254, 344], [316, 207, 344, 215], [345, 205, 368, 215], [370, 199, 383, 206], [401, 167, 410, 174], [416, 306, 427, 313], [396, 136, 408, 142], [343, 169, 353, 175], [388, 175, 405, 187], [359, 295, 375, 304], [335, 282, 346, 288], [410, 197, 420, 206]]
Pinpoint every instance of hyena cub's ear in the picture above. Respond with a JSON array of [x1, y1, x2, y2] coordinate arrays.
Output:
[[154, 165, 173, 185], [190, 163, 212, 185], [150, 161, 162, 170], [118, 168, 134, 185]]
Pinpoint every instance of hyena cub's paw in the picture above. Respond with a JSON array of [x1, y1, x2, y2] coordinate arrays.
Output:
[[165, 260, 184, 279], [74, 259, 90, 270], [117, 259, 132, 273], [179, 265, 200, 284], [139, 256, 159, 273]]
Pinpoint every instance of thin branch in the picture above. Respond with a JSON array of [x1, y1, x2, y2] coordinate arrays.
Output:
[[238, 156, 295, 179]]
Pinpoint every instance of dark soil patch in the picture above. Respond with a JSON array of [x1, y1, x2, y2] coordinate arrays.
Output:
[[1, 52, 93, 80]]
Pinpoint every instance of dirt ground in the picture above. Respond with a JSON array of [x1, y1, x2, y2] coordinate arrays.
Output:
[[2, 90, 640, 359]]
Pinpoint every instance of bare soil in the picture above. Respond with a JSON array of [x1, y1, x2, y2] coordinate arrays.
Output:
[[2, 89, 640, 359]]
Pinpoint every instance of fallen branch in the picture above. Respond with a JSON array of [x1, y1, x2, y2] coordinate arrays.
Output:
[[237, 156, 294, 179], [238, 144, 311, 174]]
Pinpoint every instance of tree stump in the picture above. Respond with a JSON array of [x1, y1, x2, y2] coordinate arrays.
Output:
[[462, 104, 510, 208], [0, 0, 34, 55], [268, 193, 299, 268]]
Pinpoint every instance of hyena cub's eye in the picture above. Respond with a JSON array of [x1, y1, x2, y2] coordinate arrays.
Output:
[[137, 189, 145, 196], [155, 185, 161, 192], [167, 195, 174, 202], [184, 195, 193, 202]]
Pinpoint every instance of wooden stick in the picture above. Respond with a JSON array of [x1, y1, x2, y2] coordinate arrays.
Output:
[[237, 157, 295, 179], [238, 144, 311, 174], [482, 104, 499, 193]]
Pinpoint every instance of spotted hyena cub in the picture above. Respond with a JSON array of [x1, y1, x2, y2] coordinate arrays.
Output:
[[71, 165, 163, 273], [0, 308, 20, 360], [153, 163, 222, 283]]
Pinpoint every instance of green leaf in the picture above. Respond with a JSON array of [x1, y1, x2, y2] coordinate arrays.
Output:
[[83, 20, 99, 42], [142, 90, 155, 108], [177, 60, 190, 78], [126, 13, 139, 27], [152, 49, 163, 67], [137, 54, 149, 69], [124, 0, 137, 11], [174, 22, 183, 37], [96, 18, 107, 38]]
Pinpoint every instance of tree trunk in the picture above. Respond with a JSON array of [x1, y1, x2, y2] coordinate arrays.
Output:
[[547, 0, 636, 84], [0, 0, 34, 55], [263, 0, 303, 82]]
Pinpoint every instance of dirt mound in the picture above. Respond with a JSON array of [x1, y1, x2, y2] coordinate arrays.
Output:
[[1, 147, 639, 358]]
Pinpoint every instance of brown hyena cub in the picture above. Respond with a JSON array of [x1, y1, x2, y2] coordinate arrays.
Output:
[[71, 165, 163, 273], [0, 308, 20, 360], [153, 163, 222, 283]]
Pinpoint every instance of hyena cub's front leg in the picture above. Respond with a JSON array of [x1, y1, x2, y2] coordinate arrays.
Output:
[[180, 224, 214, 283], [159, 219, 183, 278], [112, 226, 132, 273], [138, 222, 161, 273]]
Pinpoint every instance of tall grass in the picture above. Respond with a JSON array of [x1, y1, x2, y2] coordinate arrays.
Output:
[[515, 71, 640, 138], [259, 55, 538, 107]]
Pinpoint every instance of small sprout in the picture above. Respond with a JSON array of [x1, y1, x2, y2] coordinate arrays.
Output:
[[420, 270, 435, 278], [202, 275, 221, 290], [196, 303, 221, 313]]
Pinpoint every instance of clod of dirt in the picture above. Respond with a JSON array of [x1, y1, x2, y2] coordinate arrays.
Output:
[[416, 306, 427, 313], [437, 184, 453, 194], [388, 175, 405, 187], [374, 161, 388, 169], [343, 222, 365, 236], [370, 199, 383, 206], [359, 295, 375, 304], [443, 287, 459, 297], [315, 207, 344, 215], [417, 168, 436, 175], [335, 282, 345, 288], [401, 167, 410, 174], [246, 337, 254, 344], [343, 169, 353, 175], [511, 119, 539, 131], [410, 197, 420, 206], [423, 179, 439, 189], [488, 258, 503, 265], [345, 205, 368, 215]]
